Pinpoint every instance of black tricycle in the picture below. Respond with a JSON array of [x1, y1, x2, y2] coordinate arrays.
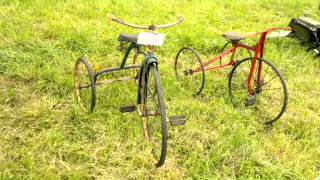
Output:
[[74, 15, 185, 167]]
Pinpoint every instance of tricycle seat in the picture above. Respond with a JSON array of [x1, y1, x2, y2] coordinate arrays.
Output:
[[223, 32, 244, 41], [118, 34, 138, 43]]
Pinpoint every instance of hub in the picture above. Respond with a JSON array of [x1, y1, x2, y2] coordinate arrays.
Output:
[[183, 69, 193, 76]]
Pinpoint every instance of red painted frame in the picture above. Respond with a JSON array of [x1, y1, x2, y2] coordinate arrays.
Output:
[[193, 27, 292, 95]]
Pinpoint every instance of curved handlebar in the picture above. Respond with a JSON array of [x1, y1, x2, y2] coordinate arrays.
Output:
[[108, 14, 184, 30]]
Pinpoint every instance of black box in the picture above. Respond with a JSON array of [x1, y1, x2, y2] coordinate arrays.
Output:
[[289, 17, 320, 52], [289, 17, 320, 43]]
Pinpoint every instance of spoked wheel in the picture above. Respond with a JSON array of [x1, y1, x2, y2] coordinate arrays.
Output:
[[141, 64, 167, 167], [175, 47, 205, 96], [132, 51, 146, 80], [220, 41, 252, 65], [74, 57, 96, 112], [228, 57, 288, 125]]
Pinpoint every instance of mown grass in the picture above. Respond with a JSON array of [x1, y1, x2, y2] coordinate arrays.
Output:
[[0, 0, 320, 179]]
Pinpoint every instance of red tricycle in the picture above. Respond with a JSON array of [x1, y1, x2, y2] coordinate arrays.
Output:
[[175, 27, 292, 125]]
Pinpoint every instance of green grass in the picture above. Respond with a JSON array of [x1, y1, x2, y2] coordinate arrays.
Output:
[[1, 0, 320, 179]]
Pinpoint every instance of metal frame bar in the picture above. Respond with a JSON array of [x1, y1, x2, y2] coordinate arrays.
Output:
[[95, 65, 141, 78]]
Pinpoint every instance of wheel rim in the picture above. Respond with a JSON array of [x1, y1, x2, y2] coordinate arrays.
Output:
[[143, 65, 166, 167], [229, 58, 287, 124], [175, 47, 205, 96], [74, 58, 95, 112]]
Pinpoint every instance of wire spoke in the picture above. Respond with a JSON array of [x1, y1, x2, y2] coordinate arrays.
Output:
[[262, 87, 282, 91], [261, 62, 271, 83], [263, 74, 279, 87], [148, 85, 159, 109]]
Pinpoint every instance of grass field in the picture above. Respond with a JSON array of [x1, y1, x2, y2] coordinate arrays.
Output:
[[1, 0, 320, 179]]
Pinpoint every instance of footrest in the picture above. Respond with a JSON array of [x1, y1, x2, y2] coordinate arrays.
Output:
[[245, 95, 256, 106], [120, 104, 136, 113], [169, 115, 186, 126]]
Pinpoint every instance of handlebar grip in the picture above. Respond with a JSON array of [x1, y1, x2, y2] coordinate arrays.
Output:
[[108, 14, 124, 24], [107, 14, 115, 20], [177, 15, 184, 21]]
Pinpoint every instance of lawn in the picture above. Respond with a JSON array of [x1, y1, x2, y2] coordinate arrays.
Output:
[[0, 0, 320, 179]]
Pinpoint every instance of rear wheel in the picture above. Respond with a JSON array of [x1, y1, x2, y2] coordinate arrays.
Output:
[[228, 57, 288, 125], [175, 47, 205, 96], [141, 64, 167, 167], [74, 57, 96, 112]]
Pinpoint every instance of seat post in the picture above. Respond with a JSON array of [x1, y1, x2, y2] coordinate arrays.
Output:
[[231, 40, 240, 45], [120, 43, 137, 68]]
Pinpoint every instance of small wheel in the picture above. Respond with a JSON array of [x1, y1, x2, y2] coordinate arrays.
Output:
[[228, 57, 288, 125], [220, 41, 252, 65], [74, 57, 96, 112], [141, 64, 167, 167], [175, 47, 205, 96]]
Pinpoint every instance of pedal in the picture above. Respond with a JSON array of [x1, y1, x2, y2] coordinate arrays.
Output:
[[169, 115, 186, 126], [120, 104, 136, 113], [245, 95, 256, 106]]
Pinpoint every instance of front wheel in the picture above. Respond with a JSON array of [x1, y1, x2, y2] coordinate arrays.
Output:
[[228, 57, 288, 125], [175, 47, 205, 96], [141, 64, 167, 167]]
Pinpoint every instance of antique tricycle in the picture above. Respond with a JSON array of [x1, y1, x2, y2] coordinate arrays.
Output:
[[175, 27, 292, 125], [74, 15, 185, 167]]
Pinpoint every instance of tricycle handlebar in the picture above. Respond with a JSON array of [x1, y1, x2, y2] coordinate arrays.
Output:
[[108, 14, 184, 30]]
